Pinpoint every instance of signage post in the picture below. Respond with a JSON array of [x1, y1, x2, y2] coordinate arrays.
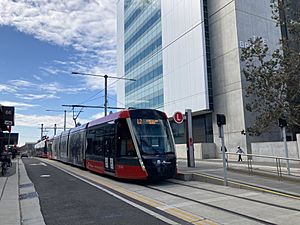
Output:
[[185, 109, 195, 167], [217, 114, 228, 186], [7, 126, 11, 148], [279, 118, 290, 175]]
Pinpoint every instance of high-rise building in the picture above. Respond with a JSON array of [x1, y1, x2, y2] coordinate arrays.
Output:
[[117, 0, 283, 153]]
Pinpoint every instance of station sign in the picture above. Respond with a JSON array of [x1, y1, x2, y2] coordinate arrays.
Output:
[[1, 106, 15, 126], [173, 111, 184, 124]]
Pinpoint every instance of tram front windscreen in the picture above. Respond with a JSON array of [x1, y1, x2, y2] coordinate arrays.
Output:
[[131, 118, 175, 155]]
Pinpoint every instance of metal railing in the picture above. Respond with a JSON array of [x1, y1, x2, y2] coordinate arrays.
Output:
[[224, 152, 300, 178]]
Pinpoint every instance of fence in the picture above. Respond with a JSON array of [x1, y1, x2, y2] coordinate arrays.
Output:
[[225, 152, 300, 178]]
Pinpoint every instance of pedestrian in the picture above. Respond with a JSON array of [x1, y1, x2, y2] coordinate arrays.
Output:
[[236, 146, 244, 162], [221, 146, 228, 162], [12, 145, 17, 159]]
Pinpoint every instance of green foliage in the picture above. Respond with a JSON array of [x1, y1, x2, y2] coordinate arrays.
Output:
[[241, 0, 300, 135]]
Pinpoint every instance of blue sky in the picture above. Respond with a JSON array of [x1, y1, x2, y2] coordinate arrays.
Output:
[[0, 0, 120, 145]]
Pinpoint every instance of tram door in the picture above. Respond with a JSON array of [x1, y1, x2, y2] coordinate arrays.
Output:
[[103, 123, 115, 173]]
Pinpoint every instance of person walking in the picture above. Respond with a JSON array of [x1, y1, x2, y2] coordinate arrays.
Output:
[[236, 146, 244, 162], [12, 145, 17, 159]]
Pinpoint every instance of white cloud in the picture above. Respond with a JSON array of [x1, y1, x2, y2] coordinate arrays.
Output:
[[90, 112, 105, 120], [16, 113, 67, 127], [0, 100, 38, 110], [0, 0, 121, 108], [8, 80, 34, 88], [16, 112, 89, 128], [6, 79, 87, 99], [33, 75, 42, 81], [0, 84, 17, 93], [16, 93, 59, 100], [0, 0, 117, 58]]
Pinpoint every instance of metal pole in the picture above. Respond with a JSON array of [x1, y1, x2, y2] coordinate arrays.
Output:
[[282, 127, 291, 175], [104, 75, 108, 116], [54, 124, 57, 135], [7, 132, 11, 148], [185, 109, 195, 167], [41, 124, 44, 140], [220, 125, 228, 186], [64, 110, 66, 131]]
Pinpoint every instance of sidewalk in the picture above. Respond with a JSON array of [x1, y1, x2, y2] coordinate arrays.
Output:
[[177, 159, 300, 197], [0, 159, 45, 225], [0, 159, 20, 225]]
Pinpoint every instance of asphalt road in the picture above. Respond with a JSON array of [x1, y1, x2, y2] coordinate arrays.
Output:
[[22, 158, 170, 225]]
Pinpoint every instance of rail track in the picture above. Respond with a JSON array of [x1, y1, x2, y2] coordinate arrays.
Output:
[[145, 180, 300, 225]]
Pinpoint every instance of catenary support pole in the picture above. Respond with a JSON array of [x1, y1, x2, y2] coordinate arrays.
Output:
[[104, 75, 108, 116], [64, 110, 66, 131], [41, 124, 44, 140]]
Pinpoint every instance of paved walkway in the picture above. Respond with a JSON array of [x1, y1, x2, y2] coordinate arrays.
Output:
[[177, 159, 300, 197], [0, 160, 20, 225], [0, 158, 44, 225]]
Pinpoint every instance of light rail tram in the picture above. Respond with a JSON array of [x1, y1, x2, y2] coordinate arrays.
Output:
[[35, 109, 177, 180]]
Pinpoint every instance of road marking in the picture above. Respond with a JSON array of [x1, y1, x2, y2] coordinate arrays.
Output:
[[40, 174, 50, 178], [30, 162, 47, 166]]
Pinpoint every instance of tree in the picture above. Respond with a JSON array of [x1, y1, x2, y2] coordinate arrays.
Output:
[[241, 0, 300, 136]]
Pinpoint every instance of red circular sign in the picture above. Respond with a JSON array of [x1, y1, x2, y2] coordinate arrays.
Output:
[[173, 111, 184, 124]]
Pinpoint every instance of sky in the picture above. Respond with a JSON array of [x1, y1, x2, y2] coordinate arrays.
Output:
[[0, 0, 121, 146]]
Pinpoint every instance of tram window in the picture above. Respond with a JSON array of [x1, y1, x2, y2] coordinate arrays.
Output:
[[117, 119, 136, 157], [87, 138, 93, 154], [120, 139, 136, 157], [94, 135, 103, 155], [117, 119, 131, 139], [126, 139, 135, 156], [120, 140, 126, 156], [86, 130, 95, 155]]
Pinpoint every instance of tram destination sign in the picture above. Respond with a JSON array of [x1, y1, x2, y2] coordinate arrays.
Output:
[[136, 119, 159, 125]]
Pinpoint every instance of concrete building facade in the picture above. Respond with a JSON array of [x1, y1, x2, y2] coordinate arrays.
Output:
[[117, 0, 283, 153]]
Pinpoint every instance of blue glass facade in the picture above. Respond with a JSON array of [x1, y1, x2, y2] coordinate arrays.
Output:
[[124, 0, 163, 109]]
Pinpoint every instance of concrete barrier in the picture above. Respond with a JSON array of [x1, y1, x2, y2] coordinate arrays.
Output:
[[175, 143, 216, 160], [251, 141, 300, 162]]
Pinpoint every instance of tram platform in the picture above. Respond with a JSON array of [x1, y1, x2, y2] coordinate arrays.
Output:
[[176, 158, 300, 198]]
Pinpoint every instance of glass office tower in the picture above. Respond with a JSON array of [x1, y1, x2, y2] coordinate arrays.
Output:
[[118, 0, 211, 115], [117, 0, 213, 144], [123, 0, 163, 109]]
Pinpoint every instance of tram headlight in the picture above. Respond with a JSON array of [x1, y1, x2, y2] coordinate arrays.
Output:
[[153, 159, 161, 166]]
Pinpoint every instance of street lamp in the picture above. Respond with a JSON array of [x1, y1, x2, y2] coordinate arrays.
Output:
[[71, 72, 135, 116]]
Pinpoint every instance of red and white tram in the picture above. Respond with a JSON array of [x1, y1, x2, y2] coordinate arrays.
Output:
[[49, 109, 176, 180]]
